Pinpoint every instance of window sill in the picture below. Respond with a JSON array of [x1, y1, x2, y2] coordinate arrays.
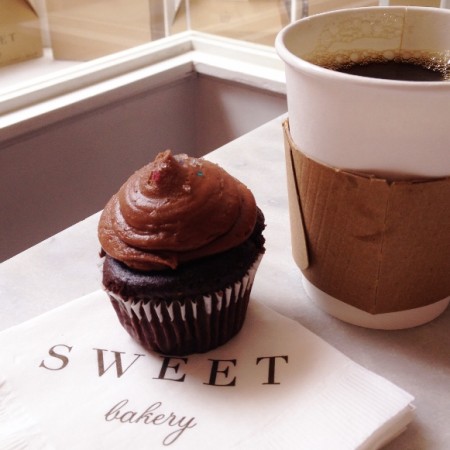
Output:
[[0, 31, 286, 140]]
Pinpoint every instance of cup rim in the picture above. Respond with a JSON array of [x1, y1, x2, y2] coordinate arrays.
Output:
[[275, 6, 450, 88]]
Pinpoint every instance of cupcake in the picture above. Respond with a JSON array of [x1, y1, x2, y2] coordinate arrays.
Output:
[[98, 150, 265, 355]]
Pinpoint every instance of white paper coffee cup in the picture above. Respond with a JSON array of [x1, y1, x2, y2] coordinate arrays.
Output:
[[276, 7, 450, 329]]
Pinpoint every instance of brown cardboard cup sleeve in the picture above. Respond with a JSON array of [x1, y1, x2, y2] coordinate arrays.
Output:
[[283, 119, 450, 314]]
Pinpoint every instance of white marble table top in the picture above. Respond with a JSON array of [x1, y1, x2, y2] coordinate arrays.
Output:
[[1, 115, 449, 449]]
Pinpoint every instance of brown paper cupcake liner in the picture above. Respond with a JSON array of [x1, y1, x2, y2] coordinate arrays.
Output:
[[106, 256, 262, 355]]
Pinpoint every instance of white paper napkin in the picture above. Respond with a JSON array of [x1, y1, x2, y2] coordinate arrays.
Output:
[[0, 376, 53, 450], [0, 290, 414, 449]]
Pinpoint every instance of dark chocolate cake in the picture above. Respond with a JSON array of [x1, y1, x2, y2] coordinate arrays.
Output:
[[103, 209, 265, 355]]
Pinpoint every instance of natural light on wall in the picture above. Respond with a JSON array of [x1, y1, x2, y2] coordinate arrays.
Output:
[[1, 0, 375, 86]]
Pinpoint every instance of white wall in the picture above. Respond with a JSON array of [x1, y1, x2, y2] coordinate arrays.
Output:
[[0, 72, 286, 262]]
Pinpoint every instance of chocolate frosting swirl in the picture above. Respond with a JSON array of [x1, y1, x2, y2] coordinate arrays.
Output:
[[98, 150, 257, 271]]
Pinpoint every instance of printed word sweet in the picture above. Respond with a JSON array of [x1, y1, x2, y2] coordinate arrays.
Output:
[[39, 344, 289, 386], [105, 398, 197, 446]]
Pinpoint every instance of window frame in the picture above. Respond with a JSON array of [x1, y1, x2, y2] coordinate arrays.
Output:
[[0, 31, 285, 142]]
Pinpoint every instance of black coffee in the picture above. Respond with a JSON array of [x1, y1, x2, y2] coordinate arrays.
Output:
[[335, 59, 447, 82]]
